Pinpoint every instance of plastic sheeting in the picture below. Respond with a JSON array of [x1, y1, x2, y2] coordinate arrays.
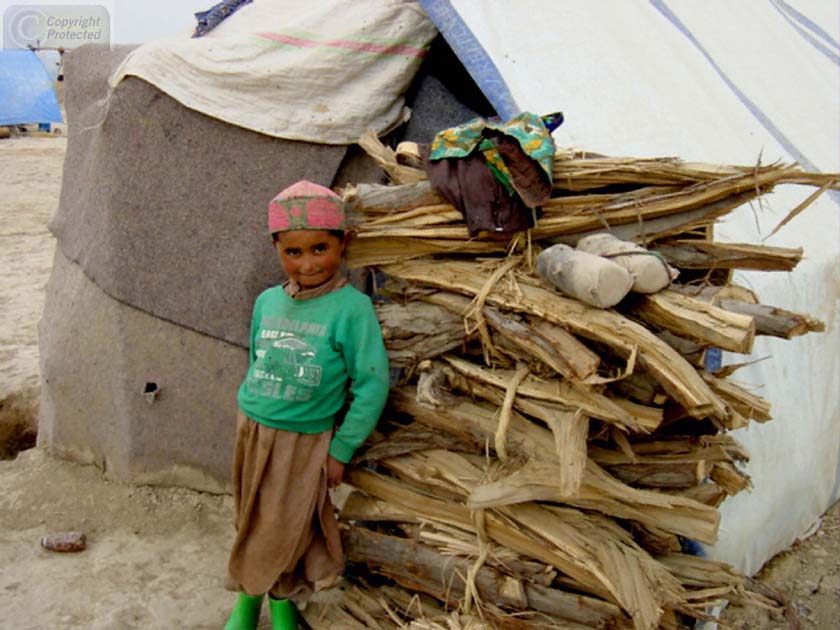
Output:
[[429, 0, 840, 575], [0, 50, 63, 126], [109, 0, 437, 144]]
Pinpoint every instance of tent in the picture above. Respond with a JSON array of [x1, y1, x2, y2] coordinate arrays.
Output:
[[0, 49, 63, 126], [37, 0, 839, 578]]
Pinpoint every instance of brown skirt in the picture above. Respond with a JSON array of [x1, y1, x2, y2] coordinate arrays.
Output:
[[225, 411, 344, 601]]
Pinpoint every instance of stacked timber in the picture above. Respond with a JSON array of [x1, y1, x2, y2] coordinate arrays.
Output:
[[301, 138, 838, 630]]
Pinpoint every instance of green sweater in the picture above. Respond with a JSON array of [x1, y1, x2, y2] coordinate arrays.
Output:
[[237, 284, 390, 463]]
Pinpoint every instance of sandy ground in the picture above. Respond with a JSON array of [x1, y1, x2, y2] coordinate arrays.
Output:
[[0, 136, 59, 458], [1, 135, 839, 630]]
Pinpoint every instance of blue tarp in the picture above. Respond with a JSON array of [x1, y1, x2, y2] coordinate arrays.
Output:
[[0, 50, 63, 126]]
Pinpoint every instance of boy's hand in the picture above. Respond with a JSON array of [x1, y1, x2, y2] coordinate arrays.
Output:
[[326, 456, 345, 489]]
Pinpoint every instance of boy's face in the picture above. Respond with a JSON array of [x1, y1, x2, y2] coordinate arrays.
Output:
[[274, 230, 346, 289]]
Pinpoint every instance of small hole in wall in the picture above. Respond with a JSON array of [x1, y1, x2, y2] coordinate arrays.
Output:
[[142, 382, 160, 404]]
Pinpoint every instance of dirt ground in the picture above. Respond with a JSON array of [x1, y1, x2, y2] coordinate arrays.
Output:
[[0, 135, 838, 630]]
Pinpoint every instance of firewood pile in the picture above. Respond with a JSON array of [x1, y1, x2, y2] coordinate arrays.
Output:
[[303, 136, 838, 630]]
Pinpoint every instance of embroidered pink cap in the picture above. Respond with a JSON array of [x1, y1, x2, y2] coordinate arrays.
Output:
[[267, 180, 346, 233]]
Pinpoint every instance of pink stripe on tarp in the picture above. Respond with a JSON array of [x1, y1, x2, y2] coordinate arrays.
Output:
[[256, 32, 428, 57]]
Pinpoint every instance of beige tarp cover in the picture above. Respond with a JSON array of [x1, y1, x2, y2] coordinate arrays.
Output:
[[109, 0, 437, 144]]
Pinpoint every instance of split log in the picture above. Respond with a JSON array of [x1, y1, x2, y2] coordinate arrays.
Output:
[[355, 131, 427, 184], [588, 439, 740, 465], [376, 302, 467, 367], [611, 398, 664, 432], [507, 502, 684, 630], [343, 180, 443, 214], [411, 522, 558, 587], [677, 283, 759, 303], [657, 553, 779, 611], [655, 331, 706, 366], [537, 168, 799, 240], [440, 366, 660, 434], [354, 182, 765, 242], [443, 355, 639, 429], [389, 387, 553, 461], [627, 523, 683, 556], [600, 460, 709, 489], [549, 157, 801, 191], [346, 192, 761, 266], [709, 461, 752, 495], [343, 525, 621, 628], [670, 483, 728, 508], [656, 240, 803, 272], [466, 458, 721, 544], [346, 236, 504, 267], [628, 290, 756, 354], [716, 300, 825, 339], [589, 442, 730, 489], [613, 372, 667, 405], [597, 434, 749, 462], [702, 373, 772, 424], [549, 192, 760, 248], [364, 205, 460, 228], [407, 378, 591, 495], [351, 166, 793, 242], [340, 492, 419, 523], [447, 375, 591, 494], [485, 306, 593, 380], [530, 318, 601, 379], [422, 291, 601, 380], [354, 425, 474, 464]]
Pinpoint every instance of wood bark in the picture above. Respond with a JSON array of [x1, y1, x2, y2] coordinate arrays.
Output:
[[376, 301, 467, 367], [709, 462, 752, 495], [716, 299, 825, 338], [656, 240, 803, 272], [671, 285, 825, 339], [702, 373, 772, 424], [629, 290, 755, 354], [602, 460, 708, 489], [443, 355, 638, 429]]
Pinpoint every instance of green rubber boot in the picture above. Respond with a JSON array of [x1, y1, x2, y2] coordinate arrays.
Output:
[[268, 597, 298, 630], [223, 592, 264, 630]]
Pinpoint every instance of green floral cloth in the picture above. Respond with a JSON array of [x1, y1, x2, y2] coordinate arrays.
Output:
[[428, 111, 561, 186]]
